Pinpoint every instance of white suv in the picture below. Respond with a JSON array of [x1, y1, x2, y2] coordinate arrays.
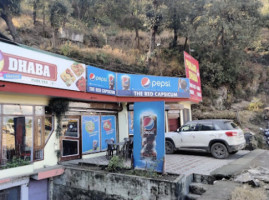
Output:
[[165, 119, 246, 159]]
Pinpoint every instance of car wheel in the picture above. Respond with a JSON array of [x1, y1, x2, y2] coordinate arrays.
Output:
[[165, 140, 175, 154], [211, 143, 229, 159], [230, 151, 238, 154]]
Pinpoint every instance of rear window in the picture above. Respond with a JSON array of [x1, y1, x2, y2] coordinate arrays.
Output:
[[217, 121, 239, 130], [225, 122, 239, 130]]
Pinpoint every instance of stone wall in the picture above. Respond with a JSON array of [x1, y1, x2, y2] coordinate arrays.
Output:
[[52, 166, 185, 200]]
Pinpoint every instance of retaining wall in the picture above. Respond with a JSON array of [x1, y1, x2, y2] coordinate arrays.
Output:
[[53, 166, 186, 200]]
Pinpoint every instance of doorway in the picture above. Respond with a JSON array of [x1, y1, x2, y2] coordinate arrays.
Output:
[[60, 116, 81, 161]]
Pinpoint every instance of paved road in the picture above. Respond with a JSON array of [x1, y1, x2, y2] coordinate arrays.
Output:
[[165, 150, 249, 175]]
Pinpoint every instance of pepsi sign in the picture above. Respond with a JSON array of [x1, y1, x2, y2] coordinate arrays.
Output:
[[89, 73, 95, 80], [117, 73, 190, 98], [141, 77, 150, 88], [86, 66, 116, 95], [133, 101, 165, 173]]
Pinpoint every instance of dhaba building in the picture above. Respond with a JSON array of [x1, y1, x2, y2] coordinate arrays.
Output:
[[0, 39, 202, 199]]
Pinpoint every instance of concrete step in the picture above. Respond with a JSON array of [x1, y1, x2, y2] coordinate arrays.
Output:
[[189, 182, 208, 195], [185, 193, 201, 200]]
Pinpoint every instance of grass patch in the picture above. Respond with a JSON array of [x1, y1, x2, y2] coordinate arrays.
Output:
[[231, 185, 268, 200]]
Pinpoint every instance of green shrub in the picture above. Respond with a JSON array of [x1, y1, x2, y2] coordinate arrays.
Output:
[[60, 42, 72, 56], [84, 32, 106, 48], [106, 156, 124, 172], [248, 98, 263, 111], [1, 157, 30, 169]]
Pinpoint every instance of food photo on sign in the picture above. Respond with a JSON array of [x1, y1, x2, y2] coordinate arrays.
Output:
[[0, 41, 86, 92], [82, 116, 100, 153], [101, 115, 116, 151]]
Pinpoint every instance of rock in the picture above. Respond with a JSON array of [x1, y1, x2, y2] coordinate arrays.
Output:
[[234, 172, 253, 183], [248, 169, 262, 175], [214, 86, 228, 110], [254, 175, 269, 183], [248, 179, 260, 187], [59, 28, 84, 43], [189, 183, 208, 195]]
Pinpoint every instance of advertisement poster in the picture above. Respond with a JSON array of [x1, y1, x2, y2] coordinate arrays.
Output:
[[101, 115, 116, 151], [117, 73, 190, 98], [128, 111, 134, 135], [86, 66, 116, 95], [184, 51, 202, 102], [82, 116, 100, 153], [0, 41, 86, 91], [133, 101, 165, 173]]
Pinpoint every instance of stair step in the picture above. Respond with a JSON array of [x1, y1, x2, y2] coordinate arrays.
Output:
[[193, 174, 215, 184], [189, 182, 208, 195], [185, 193, 201, 200]]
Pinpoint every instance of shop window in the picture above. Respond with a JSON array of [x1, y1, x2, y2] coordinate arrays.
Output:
[[3, 105, 33, 115], [62, 140, 79, 156], [35, 106, 44, 115], [0, 104, 53, 166], [2, 116, 33, 164], [61, 119, 79, 138]]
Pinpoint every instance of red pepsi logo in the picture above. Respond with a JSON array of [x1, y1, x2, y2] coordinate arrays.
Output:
[[89, 73, 95, 80], [141, 77, 150, 88], [143, 116, 154, 130]]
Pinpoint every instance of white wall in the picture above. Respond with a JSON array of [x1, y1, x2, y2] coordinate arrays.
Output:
[[118, 103, 129, 142], [179, 101, 192, 125]]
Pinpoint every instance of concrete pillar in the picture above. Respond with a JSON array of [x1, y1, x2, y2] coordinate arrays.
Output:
[[21, 183, 29, 200]]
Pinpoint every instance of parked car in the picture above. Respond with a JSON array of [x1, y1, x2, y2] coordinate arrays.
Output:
[[165, 119, 246, 159]]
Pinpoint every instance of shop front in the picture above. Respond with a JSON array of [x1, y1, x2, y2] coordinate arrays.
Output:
[[0, 40, 201, 199]]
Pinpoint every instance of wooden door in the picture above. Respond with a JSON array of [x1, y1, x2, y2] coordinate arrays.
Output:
[[60, 116, 81, 161]]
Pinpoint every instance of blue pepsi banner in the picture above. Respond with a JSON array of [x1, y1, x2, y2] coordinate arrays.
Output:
[[101, 115, 117, 151], [133, 101, 165, 173], [82, 115, 100, 154], [87, 66, 116, 95], [117, 73, 190, 98]]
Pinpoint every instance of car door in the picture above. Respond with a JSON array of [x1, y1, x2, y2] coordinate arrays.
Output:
[[195, 122, 217, 147], [178, 123, 198, 147]]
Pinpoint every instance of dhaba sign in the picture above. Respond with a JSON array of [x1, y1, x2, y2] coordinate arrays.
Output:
[[184, 51, 202, 102], [0, 41, 86, 91]]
